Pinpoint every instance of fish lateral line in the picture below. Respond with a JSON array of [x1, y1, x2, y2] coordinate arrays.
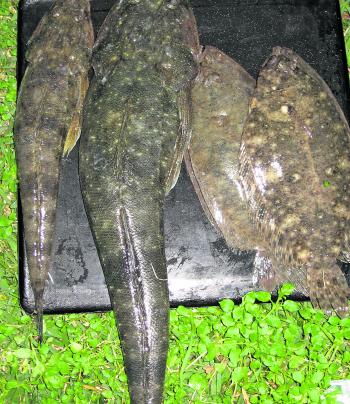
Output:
[[119, 206, 149, 390]]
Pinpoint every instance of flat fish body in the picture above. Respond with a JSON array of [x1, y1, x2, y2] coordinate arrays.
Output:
[[14, 0, 93, 338], [240, 47, 350, 316], [79, 1, 199, 402], [185, 46, 257, 250]]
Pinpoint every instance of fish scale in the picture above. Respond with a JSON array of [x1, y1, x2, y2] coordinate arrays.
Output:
[[240, 47, 350, 316], [14, 0, 93, 340], [79, 1, 199, 402]]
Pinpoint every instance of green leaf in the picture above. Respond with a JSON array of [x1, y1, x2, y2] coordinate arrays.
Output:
[[288, 356, 304, 369], [311, 371, 324, 384], [242, 292, 256, 304], [283, 300, 299, 312], [31, 362, 45, 378], [278, 283, 295, 297], [292, 370, 305, 383], [299, 307, 312, 320], [266, 315, 282, 328], [225, 327, 240, 338], [69, 342, 83, 353], [12, 348, 32, 359], [0, 216, 11, 226], [343, 351, 350, 363], [6, 380, 20, 389], [219, 299, 234, 313], [231, 367, 249, 383], [255, 291, 271, 302], [188, 374, 207, 391], [328, 316, 340, 326], [177, 306, 190, 316], [308, 388, 320, 402], [221, 313, 235, 327], [206, 343, 218, 361], [229, 348, 241, 367]]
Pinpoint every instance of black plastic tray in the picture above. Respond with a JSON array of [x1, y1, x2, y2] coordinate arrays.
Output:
[[19, 0, 350, 314]]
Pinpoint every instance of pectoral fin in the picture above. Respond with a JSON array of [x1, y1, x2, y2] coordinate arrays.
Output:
[[63, 75, 89, 156], [165, 89, 192, 194]]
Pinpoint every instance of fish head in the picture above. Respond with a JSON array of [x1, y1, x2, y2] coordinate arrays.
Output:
[[127, 0, 166, 9], [157, 44, 198, 91], [27, 0, 93, 66], [50, 0, 91, 24], [54, 0, 94, 47], [155, 1, 199, 91]]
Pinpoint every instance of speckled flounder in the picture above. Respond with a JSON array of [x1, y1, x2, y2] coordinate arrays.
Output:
[[239, 47, 350, 316], [185, 46, 257, 250], [14, 0, 93, 340], [185, 46, 304, 294], [79, 1, 199, 402]]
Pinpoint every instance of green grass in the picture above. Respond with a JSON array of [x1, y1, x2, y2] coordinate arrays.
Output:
[[341, 0, 350, 69], [1, 1, 350, 402]]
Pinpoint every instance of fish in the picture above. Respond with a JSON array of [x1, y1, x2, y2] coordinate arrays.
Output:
[[79, 1, 199, 402], [185, 46, 257, 250], [14, 0, 94, 341], [239, 47, 350, 317], [184, 46, 287, 296]]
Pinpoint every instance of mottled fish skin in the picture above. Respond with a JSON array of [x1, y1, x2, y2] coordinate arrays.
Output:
[[185, 47, 308, 293], [240, 47, 350, 317], [185, 46, 257, 250], [79, 1, 199, 402], [14, 0, 93, 340]]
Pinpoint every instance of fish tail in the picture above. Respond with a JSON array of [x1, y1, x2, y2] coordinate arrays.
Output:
[[307, 265, 349, 318], [37, 310, 43, 344], [34, 288, 44, 343], [104, 207, 168, 403]]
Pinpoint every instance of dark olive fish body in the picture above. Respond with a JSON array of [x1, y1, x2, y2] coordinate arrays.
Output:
[[14, 0, 93, 339], [79, 1, 199, 402], [240, 47, 350, 316]]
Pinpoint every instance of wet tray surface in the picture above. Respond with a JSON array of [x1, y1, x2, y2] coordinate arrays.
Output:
[[19, 0, 350, 313]]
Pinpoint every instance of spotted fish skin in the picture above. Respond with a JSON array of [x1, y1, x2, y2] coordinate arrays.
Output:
[[185, 46, 257, 250], [184, 47, 276, 288], [14, 0, 93, 339], [185, 47, 307, 293], [79, 1, 199, 402], [240, 47, 350, 316]]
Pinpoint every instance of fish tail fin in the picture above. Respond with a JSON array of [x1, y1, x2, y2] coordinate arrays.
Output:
[[34, 289, 44, 343], [37, 308, 43, 344], [338, 232, 350, 263], [307, 265, 349, 318], [110, 207, 168, 403]]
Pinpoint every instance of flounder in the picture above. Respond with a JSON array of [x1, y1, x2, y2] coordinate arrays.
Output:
[[14, 0, 93, 340], [185, 46, 256, 250], [239, 47, 350, 316], [185, 46, 281, 297], [79, 0, 199, 402]]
